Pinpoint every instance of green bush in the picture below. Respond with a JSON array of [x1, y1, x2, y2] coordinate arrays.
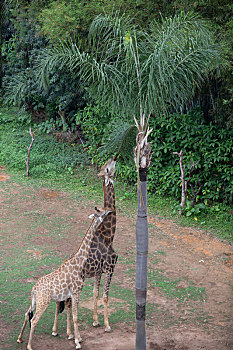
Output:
[[78, 106, 233, 208], [147, 109, 233, 206], [76, 104, 113, 164]]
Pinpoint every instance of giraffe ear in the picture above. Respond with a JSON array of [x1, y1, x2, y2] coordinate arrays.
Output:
[[105, 210, 112, 216], [94, 206, 101, 213], [89, 214, 95, 219]]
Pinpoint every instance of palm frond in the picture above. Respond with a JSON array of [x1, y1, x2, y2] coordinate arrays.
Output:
[[140, 11, 223, 115], [35, 11, 224, 119], [100, 118, 137, 161], [4, 72, 29, 106]]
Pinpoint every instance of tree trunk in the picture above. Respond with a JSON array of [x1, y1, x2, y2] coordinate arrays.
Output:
[[135, 168, 148, 350], [134, 115, 152, 350]]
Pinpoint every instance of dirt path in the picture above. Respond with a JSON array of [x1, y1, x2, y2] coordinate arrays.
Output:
[[0, 169, 232, 350]]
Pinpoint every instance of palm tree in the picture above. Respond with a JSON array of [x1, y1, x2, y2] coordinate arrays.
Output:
[[36, 11, 223, 349]]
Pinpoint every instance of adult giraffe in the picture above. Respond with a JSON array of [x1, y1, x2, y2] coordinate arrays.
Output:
[[52, 157, 117, 337]]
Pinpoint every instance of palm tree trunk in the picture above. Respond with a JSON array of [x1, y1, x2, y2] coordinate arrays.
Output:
[[135, 168, 148, 350], [134, 115, 152, 350]]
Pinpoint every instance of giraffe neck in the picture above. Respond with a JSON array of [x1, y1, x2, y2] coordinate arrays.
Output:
[[101, 179, 116, 244], [103, 180, 115, 211], [69, 218, 100, 268]]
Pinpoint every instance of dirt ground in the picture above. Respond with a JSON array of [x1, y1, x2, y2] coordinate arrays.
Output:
[[0, 168, 233, 350]]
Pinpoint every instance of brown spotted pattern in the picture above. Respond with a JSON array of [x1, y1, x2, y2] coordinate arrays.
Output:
[[54, 158, 118, 336], [17, 211, 109, 350]]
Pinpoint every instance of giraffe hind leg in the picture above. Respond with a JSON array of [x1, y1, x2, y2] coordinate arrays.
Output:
[[17, 308, 31, 343], [27, 301, 49, 350], [17, 291, 37, 343]]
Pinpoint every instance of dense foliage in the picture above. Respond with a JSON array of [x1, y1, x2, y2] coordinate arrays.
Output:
[[36, 11, 222, 119], [77, 106, 233, 211], [1, 0, 232, 214], [38, 0, 175, 44], [3, 20, 86, 126], [2, 0, 233, 125], [148, 110, 233, 206]]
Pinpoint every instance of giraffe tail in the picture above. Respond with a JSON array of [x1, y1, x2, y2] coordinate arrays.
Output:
[[28, 311, 33, 328], [58, 301, 65, 313], [28, 290, 36, 327]]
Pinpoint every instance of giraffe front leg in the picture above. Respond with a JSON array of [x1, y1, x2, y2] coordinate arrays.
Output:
[[93, 274, 102, 327], [65, 298, 74, 340], [103, 272, 113, 333], [72, 293, 82, 349], [103, 254, 118, 333], [103, 280, 111, 332], [52, 302, 60, 336]]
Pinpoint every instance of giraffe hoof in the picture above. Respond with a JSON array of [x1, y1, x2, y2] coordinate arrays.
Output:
[[75, 344, 82, 349], [52, 332, 58, 337], [93, 321, 100, 327], [105, 326, 112, 333], [67, 334, 74, 340], [17, 338, 23, 343]]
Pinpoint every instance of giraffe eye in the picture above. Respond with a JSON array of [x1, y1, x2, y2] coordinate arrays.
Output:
[[106, 168, 109, 173]]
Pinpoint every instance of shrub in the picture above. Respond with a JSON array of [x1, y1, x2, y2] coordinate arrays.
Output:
[[76, 104, 113, 164], [78, 106, 233, 207], [148, 109, 233, 206]]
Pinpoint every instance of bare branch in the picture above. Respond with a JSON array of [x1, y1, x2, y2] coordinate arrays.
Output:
[[24, 128, 35, 177], [173, 151, 201, 214]]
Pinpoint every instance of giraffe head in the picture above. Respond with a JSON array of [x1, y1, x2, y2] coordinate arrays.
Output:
[[89, 207, 112, 221], [98, 157, 116, 185]]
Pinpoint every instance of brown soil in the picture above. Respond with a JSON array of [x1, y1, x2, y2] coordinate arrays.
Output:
[[0, 170, 232, 350]]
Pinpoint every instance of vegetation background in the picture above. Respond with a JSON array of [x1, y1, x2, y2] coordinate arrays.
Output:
[[0, 2, 232, 349], [0, 0, 232, 239]]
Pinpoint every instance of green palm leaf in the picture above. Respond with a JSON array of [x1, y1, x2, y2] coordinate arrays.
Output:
[[100, 118, 137, 160], [35, 10, 224, 154]]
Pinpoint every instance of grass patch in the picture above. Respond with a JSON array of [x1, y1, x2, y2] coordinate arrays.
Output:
[[148, 270, 206, 302], [0, 108, 89, 180]]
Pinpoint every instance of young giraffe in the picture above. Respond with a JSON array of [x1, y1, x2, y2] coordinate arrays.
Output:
[[53, 157, 117, 337], [17, 209, 111, 350]]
